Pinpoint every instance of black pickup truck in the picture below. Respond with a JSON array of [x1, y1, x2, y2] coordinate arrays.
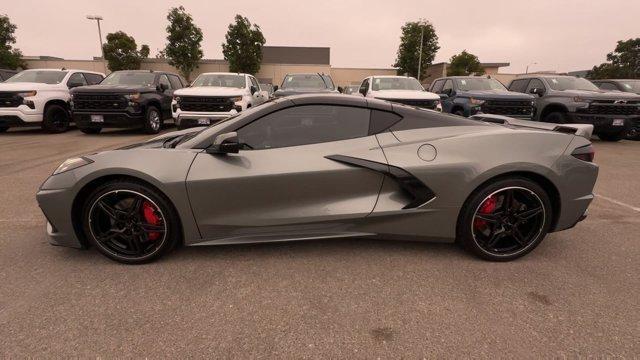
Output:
[[70, 70, 185, 134]]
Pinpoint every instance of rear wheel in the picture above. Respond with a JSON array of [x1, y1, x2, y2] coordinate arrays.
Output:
[[542, 111, 567, 124], [143, 106, 162, 134], [598, 131, 626, 142], [457, 177, 552, 261], [42, 104, 70, 133], [80, 127, 102, 134], [82, 180, 180, 264]]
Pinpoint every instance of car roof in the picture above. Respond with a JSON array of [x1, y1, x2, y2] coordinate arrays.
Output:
[[198, 72, 250, 76], [515, 74, 577, 79], [110, 69, 180, 76], [18, 68, 104, 76], [591, 79, 638, 82]]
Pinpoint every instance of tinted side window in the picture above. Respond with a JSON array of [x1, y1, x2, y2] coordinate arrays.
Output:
[[168, 75, 183, 89], [158, 74, 171, 89], [431, 80, 445, 93], [238, 105, 371, 150], [508, 79, 529, 93], [67, 72, 87, 86], [249, 76, 260, 89], [442, 80, 453, 92], [369, 110, 402, 134], [360, 79, 369, 94], [597, 82, 618, 91], [83, 73, 104, 85], [525, 79, 545, 92], [390, 109, 476, 132]]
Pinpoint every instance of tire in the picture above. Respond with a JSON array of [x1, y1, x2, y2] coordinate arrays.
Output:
[[456, 177, 553, 261], [626, 127, 640, 141], [143, 106, 162, 134], [0, 126, 8, 133], [542, 111, 567, 124], [454, 109, 465, 117], [80, 127, 102, 134], [42, 104, 70, 133], [81, 179, 181, 264], [598, 131, 625, 142]]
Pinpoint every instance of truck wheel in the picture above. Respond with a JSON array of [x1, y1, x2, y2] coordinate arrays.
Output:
[[0, 126, 8, 133], [542, 112, 567, 124], [143, 106, 162, 134], [598, 132, 625, 142], [80, 127, 102, 134], [625, 127, 640, 141], [42, 104, 70, 133], [454, 109, 465, 117]]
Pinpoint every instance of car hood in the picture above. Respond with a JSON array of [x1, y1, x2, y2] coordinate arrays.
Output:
[[552, 89, 640, 101], [457, 90, 535, 100], [274, 88, 337, 97], [70, 84, 156, 94], [0, 82, 63, 91], [174, 86, 245, 97], [371, 90, 440, 100]]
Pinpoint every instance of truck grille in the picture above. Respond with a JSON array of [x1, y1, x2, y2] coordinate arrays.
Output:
[[178, 96, 235, 112], [0, 92, 21, 108], [73, 93, 128, 111], [576, 102, 640, 116], [480, 100, 534, 117], [380, 98, 439, 110]]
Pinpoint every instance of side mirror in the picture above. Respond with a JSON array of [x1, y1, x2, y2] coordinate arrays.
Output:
[[438, 93, 449, 100], [442, 88, 453, 96], [250, 85, 257, 95], [206, 132, 240, 154], [157, 83, 168, 92], [68, 82, 84, 89], [273, 85, 279, 92], [359, 87, 367, 96], [530, 87, 545, 96], [337, 86, 344, 93]]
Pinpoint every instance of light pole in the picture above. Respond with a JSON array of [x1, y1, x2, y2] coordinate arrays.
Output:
[[525, 62, 537, 74], [417, 18, 426, 82], [86, 15, 107, 73]]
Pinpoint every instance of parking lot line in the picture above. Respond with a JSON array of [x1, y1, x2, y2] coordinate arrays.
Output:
[[595, 194, 640, 212]]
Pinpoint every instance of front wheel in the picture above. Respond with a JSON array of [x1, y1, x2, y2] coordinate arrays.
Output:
[[625, 127, 640, 141], [143, 106, 162, 134], [42, 104, 70, 133], [456, 177, 552, 261], [82, 180, 181, 264], [542, 111, 567, 124]]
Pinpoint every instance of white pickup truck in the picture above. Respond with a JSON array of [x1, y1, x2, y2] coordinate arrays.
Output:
[[0, 69, 104, 133], [357, 75, 442, 111], [172, 72, 268, 129]]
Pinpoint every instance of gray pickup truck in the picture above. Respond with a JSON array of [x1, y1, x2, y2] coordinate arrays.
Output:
[[508, 75, 640, 141]]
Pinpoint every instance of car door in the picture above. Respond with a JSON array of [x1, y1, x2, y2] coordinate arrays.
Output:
[[440, 79, 455, 112], [157, 74, 174, 117], [185, 104, 387, 241]]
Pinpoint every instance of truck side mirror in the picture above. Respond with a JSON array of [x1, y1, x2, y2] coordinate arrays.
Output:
[[529, 87, 545, 96], [250, 85, 257, 95], [273, 85, 279, 92]]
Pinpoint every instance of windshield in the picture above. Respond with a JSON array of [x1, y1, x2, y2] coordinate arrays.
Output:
[[5, 70, 68, 84], [372, 77, 424, 91], [546, 77, 599, 91], [455, 78, 506, 91], [192, 74, 245, 88], [101, 72, 156, 86], [620, 80, 640, 93], [281, 74, 327, 90]]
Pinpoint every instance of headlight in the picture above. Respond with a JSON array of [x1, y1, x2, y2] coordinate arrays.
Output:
[[18, 90, 37, 97], [53, 157, 93, 175], [469, 97, 485, 105], [230, 96, 243, 103], [573, 96, 591, 103], [124, 93, 141, 101]]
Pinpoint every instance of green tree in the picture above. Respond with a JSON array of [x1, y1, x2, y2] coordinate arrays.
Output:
[[163, 6, 203, 80], [102, 31, 149, 71], [0, 14, 26, 70], [447, 50, 485, 76], [393, 20, 439, 80], [222, 15, 266, 74], [587, 38, 640, 79]]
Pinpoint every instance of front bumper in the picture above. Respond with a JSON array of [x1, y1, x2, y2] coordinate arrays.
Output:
[[74, 112, 145, 129], [0, 107, 43, 126], [36, 186, 83, 248], [567, 113, 636, 134], [173, 109, 238, 128]]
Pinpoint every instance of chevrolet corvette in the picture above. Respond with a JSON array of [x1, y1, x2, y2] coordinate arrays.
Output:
[[36, 94, 598, 264]]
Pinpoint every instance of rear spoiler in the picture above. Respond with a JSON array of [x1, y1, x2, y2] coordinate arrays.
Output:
[[470, 114, 594, 139]]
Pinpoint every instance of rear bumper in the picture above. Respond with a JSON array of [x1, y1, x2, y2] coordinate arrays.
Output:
[[73, 112, 144, 129]]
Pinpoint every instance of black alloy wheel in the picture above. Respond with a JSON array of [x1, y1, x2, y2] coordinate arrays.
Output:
[[83, 181, 180, 263], [42, 104, 71, 133], [457, 178, 552, 261]]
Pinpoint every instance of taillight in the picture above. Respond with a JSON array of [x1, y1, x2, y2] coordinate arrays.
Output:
[[572, 144, 595, 162]]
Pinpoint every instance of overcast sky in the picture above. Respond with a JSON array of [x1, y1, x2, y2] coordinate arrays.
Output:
[[4, 0, 638, 73]]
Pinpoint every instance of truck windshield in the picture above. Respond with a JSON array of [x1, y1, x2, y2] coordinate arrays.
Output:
[[281, 74, 327, 90], [546, 77, 599, 91], [101, 72, 156, 86], [5, 70, 68, 84], [372, 77, 424, 91], [192, 74, 245, 88], [620, 80, 640, 93], [455, 78, 506, 91]]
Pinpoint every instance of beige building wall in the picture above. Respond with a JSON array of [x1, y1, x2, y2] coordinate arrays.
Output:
[[24, 59, 107, 73]]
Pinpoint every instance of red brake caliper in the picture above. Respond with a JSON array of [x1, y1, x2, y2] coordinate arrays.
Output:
[[142, 201, 161, 241], [474, 195, 497, 230]]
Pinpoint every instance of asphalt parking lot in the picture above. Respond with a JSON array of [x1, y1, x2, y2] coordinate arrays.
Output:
[[0, 126, 638, 358]]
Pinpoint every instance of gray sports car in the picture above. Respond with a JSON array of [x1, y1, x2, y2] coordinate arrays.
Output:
[[36, 94, 598, 264]]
